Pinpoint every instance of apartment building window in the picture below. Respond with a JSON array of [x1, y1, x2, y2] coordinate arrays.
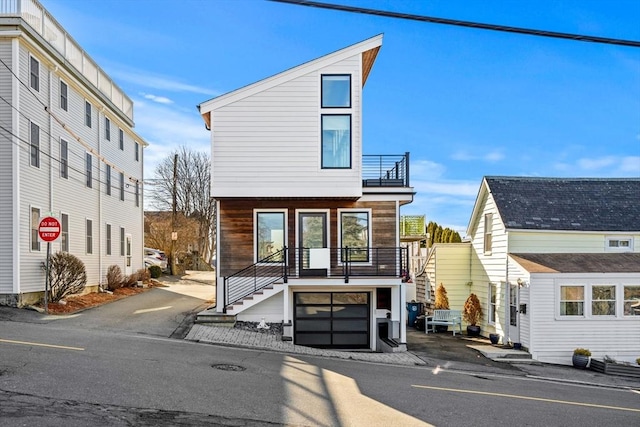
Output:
[[105, 117, 111, 141], [135, 142, 139, 161], [30, 56, 39, 91], [61, 214, 69, 252], [321, 75, 351, 108], [85, 101, 92, 127], [559, 285, 584, 316], [106, 165, 111, 195], [483, 213, 493, 254], [119, 172, 125, 201], [119, 128, 124, 150], [255, 210, 286, 262], [120, 227, 125, 256], [321, 114, 351, 168], [86, 219, 93, 254], [31, 207, 40, 251], [60, 139, 68, 178], [85, 153, 92, 188], [30, 122, 40, 168], [339, 210, 370, 262], [60, 81, 68, 111], [488, 283, 497, 323], [106, 223, 112, 255]]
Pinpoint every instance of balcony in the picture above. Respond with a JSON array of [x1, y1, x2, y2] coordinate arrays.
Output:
[[362, 153, 410, 188]]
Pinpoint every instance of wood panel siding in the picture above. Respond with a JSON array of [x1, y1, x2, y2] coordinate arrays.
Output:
[[218, 200, 399, 277]]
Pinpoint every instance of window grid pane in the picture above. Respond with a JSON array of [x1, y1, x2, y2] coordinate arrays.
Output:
[[560, 286, 584, 316]]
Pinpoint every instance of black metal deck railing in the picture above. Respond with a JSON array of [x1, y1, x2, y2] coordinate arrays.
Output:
[[362, 153, 410, 187], [223, 247, 409, 311]]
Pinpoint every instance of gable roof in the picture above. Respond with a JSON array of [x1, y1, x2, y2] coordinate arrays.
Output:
[[511, 253, 640, 273], [469, 177, 640, 234], [197, 34, 383, 129]]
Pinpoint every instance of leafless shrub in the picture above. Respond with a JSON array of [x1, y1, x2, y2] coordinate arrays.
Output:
[[136, 268, 150, 282], [48, 252, 87, 302], [106, 265, 123, 291], [123, 272, 139, 287]]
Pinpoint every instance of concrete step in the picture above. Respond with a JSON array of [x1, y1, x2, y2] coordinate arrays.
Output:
[[195, 309, 236, 326]]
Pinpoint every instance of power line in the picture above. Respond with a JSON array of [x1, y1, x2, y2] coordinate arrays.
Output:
[[269, 0, 640, 48]]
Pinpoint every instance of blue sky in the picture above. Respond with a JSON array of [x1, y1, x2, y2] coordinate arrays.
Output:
[[43, 0, 640, 234]]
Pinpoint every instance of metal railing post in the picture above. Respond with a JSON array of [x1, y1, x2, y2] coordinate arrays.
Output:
[[283, 246, 288, 283], [223, 277, 228, 313]]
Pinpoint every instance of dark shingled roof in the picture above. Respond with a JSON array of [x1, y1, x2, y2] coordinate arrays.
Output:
[[510, 253, 640, 273], [485, 177, 640, 231]]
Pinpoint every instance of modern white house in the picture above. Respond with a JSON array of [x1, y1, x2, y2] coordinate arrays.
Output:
[[422, 177, 640, 365], [0, 1, 147, 306], [197, 35, 416, 352]]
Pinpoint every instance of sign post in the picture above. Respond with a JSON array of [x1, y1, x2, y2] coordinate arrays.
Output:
[[39, 216, 61, 313]]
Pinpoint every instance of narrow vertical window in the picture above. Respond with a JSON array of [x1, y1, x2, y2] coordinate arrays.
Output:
[[60, 139, 68, 178], [119, 172, 125, 201], [120, 227, 125, 256], [61, 213, 69, 252], [106, 165, 112, 196], [321, 115, 351, 168], [60, 81, 68, 111], [106, 223, 112, 255], [256, 212, 285, 261], [30, 122, 40, 168], [119, 128, 124, 150], [135, 142, 139, 161], [105, 117, 111, 141], [30, 56, 39, 91], [31, 207, 41, 251], [560, 285, 584, 316], [484, 213, 493, 254], [135, 181, 139, 207], [489, 283, 497, 323], [85, 101, 92, 127], [85, 153, 92, 188], [86, 219, 93, 254], [340, 211, 370, 262]]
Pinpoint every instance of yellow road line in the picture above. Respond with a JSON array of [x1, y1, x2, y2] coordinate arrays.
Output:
[[412, 384, 640, 413], [0, 338, 84, 351]]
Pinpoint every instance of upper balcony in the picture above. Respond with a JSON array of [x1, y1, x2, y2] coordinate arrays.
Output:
[[0, 0, 134, 124], [362, 153, 410, 188]]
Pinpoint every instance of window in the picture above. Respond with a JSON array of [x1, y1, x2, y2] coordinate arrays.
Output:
[[135, 142, 139, 161], [30, 122, 40, 168], [105, 117, 111, 141], [624, 286, 640, 316], [61, 214, 69, 252], [106, 223, 112, 255], [31, 207, 40, 251], [321, 114, 351, 168], [86, 219, 93, 254], [321, 74, 351, 108], [483, 213, 493, 254], [339, 210, 370, 262], [606, 237, 633, 252], [85, 153, 92, 188], [135, 181, 139, 207], [30, 56, 39, 91], [119, 128, 124, 151], [560, 285, 584, 316], [106, 165, 111, 195], [60, 139, 68, 178], [488, 283, 497, 323], [119, 172, 125, 201], [120, 227, 125, 256], [60, 81, 68, 111], [256, 211, 286, 262], [85, 101, 92, 127], [592, 285, 616, 316]]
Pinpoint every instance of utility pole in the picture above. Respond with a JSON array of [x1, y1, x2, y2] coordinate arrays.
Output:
[[170, 154, 178, 275]]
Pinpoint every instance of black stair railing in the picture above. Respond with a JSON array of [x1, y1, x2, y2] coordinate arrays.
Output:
[[223, 247, 288, 313]]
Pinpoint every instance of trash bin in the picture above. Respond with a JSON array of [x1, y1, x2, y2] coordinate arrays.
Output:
[[406, 302, 423, 327]]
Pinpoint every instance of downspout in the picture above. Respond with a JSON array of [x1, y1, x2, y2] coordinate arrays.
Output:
[[12, 38, 20, 295], [504, 230, 510, 344], [97, 107, 102, 286], [48, 68, 53, 213]]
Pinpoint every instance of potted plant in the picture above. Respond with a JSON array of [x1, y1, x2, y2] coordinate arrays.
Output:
[[572, 348, 591, 369], [637, 357, 640, 366], [489, 333, 500, 345], [434, 283, 450, 332], [462, 293, 483, 336]]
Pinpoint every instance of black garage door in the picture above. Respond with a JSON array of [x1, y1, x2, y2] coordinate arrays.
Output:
[[294, 292, 370, 349]]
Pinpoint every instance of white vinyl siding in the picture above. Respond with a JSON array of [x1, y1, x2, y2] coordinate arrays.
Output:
[[509, 231, 640, 254]]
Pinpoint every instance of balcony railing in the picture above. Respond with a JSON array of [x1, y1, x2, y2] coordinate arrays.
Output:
[[362, 152, 410, 187], [223, 246, 409, 311]]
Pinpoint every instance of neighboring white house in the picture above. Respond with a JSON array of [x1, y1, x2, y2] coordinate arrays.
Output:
[[198, 35, 417, 352], [422, 176, 640, 365], [0, 1, 147, 306]]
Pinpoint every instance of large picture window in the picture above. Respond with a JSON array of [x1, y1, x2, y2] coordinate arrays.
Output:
[[321, 75, 351, 108], [256, 211, 286, 262], [340, 211, 370, 262], [560, 285, 584, 316], [321, 115, 351, 168]]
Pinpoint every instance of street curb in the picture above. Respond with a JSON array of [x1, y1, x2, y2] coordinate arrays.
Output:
[[524, 375, 640, 391]]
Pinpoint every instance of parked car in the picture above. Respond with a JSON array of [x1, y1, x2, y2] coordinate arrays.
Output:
[[144, 247, 168, 272]]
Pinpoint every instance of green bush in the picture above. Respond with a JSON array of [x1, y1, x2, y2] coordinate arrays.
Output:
[[573, 348, 591, 356], [48, 252, 87, 302], [148, 265, 162, 278]]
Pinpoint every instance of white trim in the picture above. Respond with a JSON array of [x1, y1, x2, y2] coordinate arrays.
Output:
[[30, 205, 41, 252], [605, 235, 634, 252]]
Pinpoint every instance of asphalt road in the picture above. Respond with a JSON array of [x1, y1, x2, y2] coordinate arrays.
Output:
[[1, 279, 639, 426]]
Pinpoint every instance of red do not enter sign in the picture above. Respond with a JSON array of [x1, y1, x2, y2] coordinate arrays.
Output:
[[39, 216, 61, 242]]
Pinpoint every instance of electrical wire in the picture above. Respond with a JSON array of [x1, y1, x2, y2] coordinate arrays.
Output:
[[269, 0, 640, 48]]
